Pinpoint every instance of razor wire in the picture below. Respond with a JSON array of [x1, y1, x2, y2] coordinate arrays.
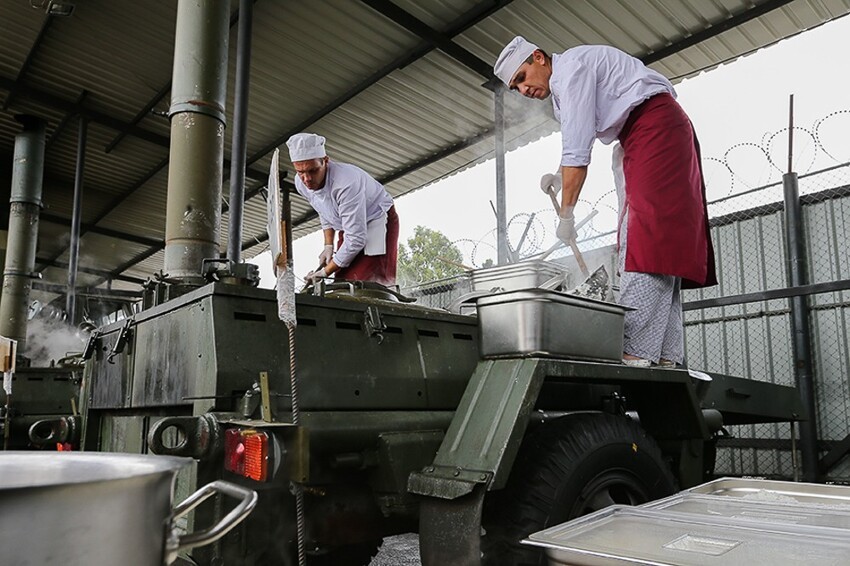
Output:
[[401, 108, 850, 287]]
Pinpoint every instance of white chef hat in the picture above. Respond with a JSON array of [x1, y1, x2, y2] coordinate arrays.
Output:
[[493, 36, 539, 86], [286, 133, 327, 162]]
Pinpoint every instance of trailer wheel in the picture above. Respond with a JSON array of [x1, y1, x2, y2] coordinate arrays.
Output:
[[482, 412, 676, 566]]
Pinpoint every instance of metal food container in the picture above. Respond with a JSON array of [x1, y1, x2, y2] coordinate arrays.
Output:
[[525, 505, 850, 565], [644, 492, 850, 532], [470, 260, 565, 292], [680, 477, 850, 506], [0, 452, 257, 566], [476, 288, 628, 362]]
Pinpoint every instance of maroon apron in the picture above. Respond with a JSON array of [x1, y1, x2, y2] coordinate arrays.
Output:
[[335, 206, 399, 286], [618, 93, 716, 289]]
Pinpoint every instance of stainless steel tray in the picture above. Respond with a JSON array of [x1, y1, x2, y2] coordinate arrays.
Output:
[[682, 477, 850, 506], [470, 260, 564, 292], [525, 505, 850, 566], [644, 492, 850, 532], [476, 288, 628, 362]]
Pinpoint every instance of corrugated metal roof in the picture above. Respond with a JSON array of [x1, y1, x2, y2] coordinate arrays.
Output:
[[0, 0, 848, 303]]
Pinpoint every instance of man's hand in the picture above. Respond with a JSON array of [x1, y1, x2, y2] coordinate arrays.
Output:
[[304, 267, 328, 284], [540, 172, 562, 195], [318, 244, 334, 266], [556, 205, 576, 244]]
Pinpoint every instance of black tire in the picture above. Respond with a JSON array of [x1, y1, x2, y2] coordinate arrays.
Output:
[[482, 412, 677, 566]]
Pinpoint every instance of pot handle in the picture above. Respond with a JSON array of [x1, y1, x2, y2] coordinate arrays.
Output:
[[165, 480, 258, 562]]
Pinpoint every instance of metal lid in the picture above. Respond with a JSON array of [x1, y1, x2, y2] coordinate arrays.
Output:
[[470, 260, 563, 281], [0, 452, 190, 490], [476, 287, 630, 315], [525, 505, 850, 565]]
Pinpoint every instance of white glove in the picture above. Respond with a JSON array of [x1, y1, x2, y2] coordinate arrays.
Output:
[[304, 267, 328, 284], [318, 244, 334, 266], [540, 172, 563, 195], [556, 206, 576, 244]]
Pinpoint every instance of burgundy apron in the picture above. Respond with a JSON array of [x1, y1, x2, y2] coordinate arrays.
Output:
[[335, 206, 399, 286], [618, 93, 716, 289]]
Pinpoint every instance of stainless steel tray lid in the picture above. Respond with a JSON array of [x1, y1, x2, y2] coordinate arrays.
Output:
[[476, 287, 631, 314], [470, 260, 563, 279], [525, 504, 850, 564], [684, 477, 850, 505]]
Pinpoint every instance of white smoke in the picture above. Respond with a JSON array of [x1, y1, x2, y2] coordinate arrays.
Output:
[[24, 316, 87, 367]]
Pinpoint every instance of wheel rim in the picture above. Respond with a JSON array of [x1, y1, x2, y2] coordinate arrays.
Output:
[[568, 469, 653, 518]]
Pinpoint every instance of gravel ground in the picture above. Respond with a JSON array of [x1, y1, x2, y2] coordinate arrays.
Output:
[[369, 534, 422, 566]]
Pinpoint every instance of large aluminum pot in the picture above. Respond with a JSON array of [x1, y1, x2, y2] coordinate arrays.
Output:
[[0, 452, 257, 565]]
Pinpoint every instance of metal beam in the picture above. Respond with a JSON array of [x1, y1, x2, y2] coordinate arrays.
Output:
[[0, 73, 171, 148], [45, 90, 88, 151], [66, 116, 87, 321], [642, 0, 794, 65], [243, 0, 515, 170], [683, 279, 850, 311], [360, 0, 494, 80], [39, 213, 162, 248], [103, 81, 171, 153], [106, 246, 163, 281], [37, 255, 145, 285], [32, 280, 142, 298], [2, 15, 55, 110], [227, 0, 255, 263]]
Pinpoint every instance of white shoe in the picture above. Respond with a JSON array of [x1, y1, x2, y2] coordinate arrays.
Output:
[[622, 357, 651, 368]]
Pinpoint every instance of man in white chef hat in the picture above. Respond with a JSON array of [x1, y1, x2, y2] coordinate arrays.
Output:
[[286, 133, 398, 285], [493, 36, 716, 370]]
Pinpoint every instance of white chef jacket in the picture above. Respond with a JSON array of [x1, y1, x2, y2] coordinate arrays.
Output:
[[294, 161, 394, 268], [549, 45, 675, 167]]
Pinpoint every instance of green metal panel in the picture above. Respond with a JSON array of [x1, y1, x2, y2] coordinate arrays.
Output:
[[87, 323, 133, 409], [131, 297, 216, 407], [108, 283, 477, 414], [409, 359, 545, 498], [699, 372, 805, 424], [99, 414, 146, 453], [2, 367, 79, 414]]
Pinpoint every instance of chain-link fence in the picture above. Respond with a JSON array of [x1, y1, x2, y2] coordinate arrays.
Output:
[[403, 108, 850, 482]]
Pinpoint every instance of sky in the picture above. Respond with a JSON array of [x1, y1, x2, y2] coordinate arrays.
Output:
[[254, 15, 850, 289]]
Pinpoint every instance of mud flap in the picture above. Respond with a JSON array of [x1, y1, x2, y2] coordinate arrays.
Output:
[[419, 483, 486, 566]]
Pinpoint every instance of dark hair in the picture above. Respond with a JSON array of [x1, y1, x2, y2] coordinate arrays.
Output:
[[525, 49, 550, 64]]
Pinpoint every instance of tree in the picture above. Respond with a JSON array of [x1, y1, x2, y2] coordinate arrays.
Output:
[[398, 226, 465, 286]]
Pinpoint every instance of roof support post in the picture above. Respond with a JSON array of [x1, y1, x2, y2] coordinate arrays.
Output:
[[163, 0, 230, 284], [0, 116, 46, 350], [494, 83, 509, 265], [782, 96, 819, 481], [226, 0, 254, 264], [66, 116, 87, 323]]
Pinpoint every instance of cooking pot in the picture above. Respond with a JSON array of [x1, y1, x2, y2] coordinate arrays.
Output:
[[0, 452, 257, 565]]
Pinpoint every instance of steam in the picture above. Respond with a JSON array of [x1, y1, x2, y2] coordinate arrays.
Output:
[[24, 316, 87, 367]]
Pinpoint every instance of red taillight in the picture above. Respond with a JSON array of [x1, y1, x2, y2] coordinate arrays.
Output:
[[224, 428, 269, 481]]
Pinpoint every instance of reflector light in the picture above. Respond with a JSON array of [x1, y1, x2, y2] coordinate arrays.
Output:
[[224, 428, 269, 481]]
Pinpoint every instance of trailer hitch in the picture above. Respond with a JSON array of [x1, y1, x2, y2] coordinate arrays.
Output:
[[148, 413, 222, 460], [28, 415, 81, 447]]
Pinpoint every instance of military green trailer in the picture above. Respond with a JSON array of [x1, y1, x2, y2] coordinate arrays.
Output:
[[79, 280, 804, 566]]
